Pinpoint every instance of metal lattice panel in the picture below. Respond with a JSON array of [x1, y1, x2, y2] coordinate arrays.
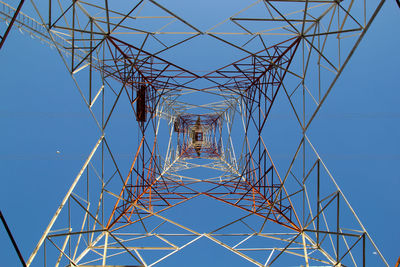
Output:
[[0, 0, 390, 266]]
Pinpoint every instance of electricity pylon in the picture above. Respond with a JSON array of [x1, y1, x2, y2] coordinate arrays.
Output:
[[0, 0, 390, 266]]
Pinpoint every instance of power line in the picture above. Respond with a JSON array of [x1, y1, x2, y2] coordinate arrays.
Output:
[[0, 210, 26, 267]]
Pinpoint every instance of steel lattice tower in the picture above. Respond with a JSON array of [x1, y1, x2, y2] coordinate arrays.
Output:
[[0, 0, 391, 266]]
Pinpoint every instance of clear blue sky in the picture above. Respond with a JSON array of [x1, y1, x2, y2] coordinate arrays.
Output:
[[0, 0, 399, 266]]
